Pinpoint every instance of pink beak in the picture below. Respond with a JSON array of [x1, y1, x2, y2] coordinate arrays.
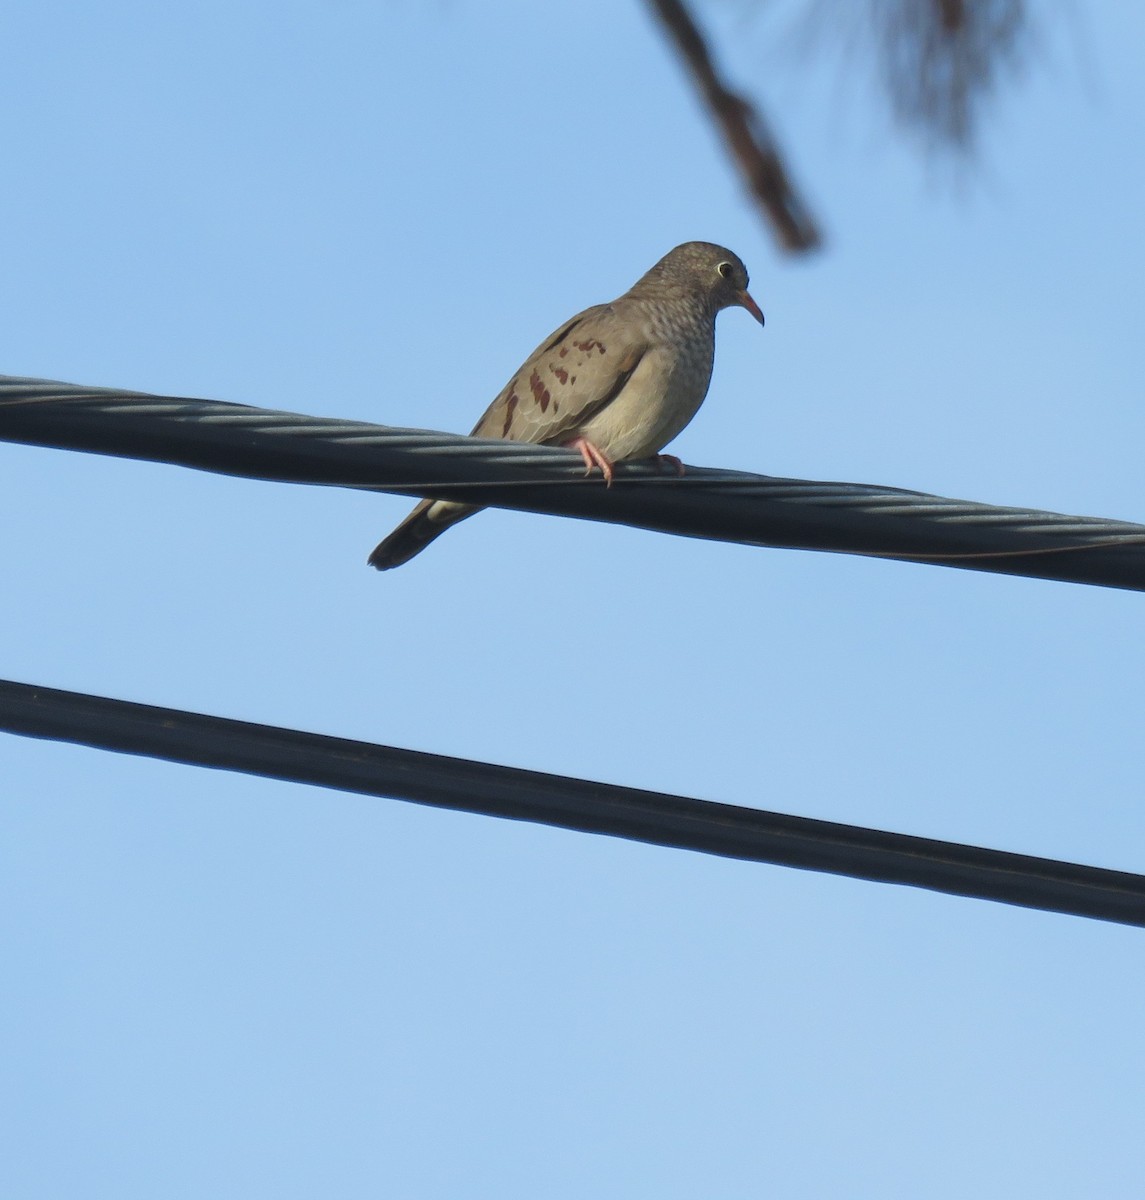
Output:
[[736, 289, 765, 327]]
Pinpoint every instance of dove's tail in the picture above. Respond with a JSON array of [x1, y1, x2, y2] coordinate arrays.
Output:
[[367, 499, 480, 570]]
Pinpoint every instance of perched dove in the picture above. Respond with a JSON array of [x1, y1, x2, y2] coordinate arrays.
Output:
[[368, 241, 763, 570]]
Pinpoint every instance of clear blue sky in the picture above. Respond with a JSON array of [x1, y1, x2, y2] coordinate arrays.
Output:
[[3, 2, 1144, 1196]]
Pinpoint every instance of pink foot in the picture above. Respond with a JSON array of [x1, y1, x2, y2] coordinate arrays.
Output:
[[564, 436, 615, 486]]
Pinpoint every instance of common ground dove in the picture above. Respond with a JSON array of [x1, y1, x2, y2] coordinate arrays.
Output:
[[368, 241, 763, 570]]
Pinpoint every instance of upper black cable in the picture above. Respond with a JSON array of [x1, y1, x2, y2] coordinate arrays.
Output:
[[3, 373, 1145, 589]]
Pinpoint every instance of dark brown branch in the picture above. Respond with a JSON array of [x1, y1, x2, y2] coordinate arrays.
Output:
[[645, 0, 822, 253]]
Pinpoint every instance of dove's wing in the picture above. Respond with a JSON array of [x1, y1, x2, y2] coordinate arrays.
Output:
[[470, 303, 649, 447]]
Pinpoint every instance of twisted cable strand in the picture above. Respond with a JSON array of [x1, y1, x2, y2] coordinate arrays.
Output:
[[3, 374, 1144, 588]]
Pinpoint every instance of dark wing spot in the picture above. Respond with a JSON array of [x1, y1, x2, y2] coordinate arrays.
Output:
[[502, 393, 518, 438], [558, 347, 568, 358], [573, 338, 606, 355], [529, 369, 551, 413], [550, 366, 569, 384]]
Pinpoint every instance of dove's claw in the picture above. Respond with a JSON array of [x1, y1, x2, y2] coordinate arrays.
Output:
[[654, 454, 685, 477], [565, 436, 615, 486]]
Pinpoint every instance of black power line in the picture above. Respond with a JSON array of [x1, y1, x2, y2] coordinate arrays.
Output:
[[3, 374, 1145, 590], [2, 678, 1143, 927]]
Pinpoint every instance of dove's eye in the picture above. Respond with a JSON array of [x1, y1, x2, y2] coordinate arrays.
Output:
[[717, 261, 734, 280]]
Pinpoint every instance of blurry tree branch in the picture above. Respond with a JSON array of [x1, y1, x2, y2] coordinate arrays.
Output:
[[646, 0, 1033, 252], [645, 0, 822, 253], [868, 0, 1030, 147]]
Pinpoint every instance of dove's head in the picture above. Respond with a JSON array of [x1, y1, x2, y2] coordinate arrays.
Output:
[[638, 242, 765, 327]]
